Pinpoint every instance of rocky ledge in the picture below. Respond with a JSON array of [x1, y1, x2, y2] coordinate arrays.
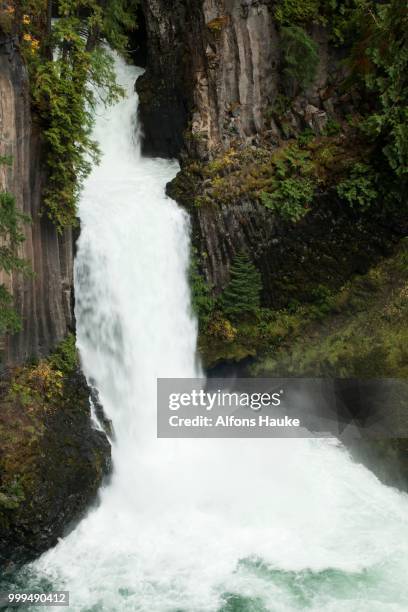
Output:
[[0, 337, 111, 570]]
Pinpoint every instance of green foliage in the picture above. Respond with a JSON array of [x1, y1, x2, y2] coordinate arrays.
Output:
[[189, 251, 215, 328], [260, 144, 316, 222], [275, 0, 321, 25], [266, 94, 291, 121], [8, 334, 78, 409], [200, 240, 408, 370], [0, 2, 14, 34], [30, 46, 122, 229], [0, 160, 31, 335], [336, 163, 378, 210], [298, 128, 315, 147], [173, 134, 358, 220], [260, 178, 314, 222], [309, 284, 336, 316], [0, 479, 25, 510], [220, 253, 262, 319], [275, 0, 371, 45], [101, 0, 142, 50], [323, 0, 371, 45], [19, 0, 139, 230], [0, 286, 22, 336], [0, 192, 29, 275], [252, 242, 408, 378], [361, 0, 408, 182], [281, 26, 319, 93], [323, 118, 341, 137], [0, 155, 12, 166], [48, 333, 78, 375]]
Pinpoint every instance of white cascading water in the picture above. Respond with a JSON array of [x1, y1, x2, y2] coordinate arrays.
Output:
[[27, 57, 408, 611]]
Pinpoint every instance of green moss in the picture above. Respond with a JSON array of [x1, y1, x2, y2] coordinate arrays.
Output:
[[48, 333, 78, 375], [275, 0, 321, 26], [7, 334, 78, 409], [0, 333, 109, 561], [274, 0, 370, 46], [200, 290, 341, 369], [199, 241, 408, 370], [251, 240, 408, 378], [0, 479, 25, 511], [170, 132, 369, 221]]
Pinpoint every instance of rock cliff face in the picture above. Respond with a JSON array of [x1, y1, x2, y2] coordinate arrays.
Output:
[[138, 0, 342, 160], [139, 1, 363, 294], [0, 37, 111, 569], [138, 1, 408, 494], [0, 364, 111, 569], [137, 0, 196, 158], [139, 0, 402, 304], [139, 0, 278, 158], [0, 36, 74, 365], [185, 193, 396, 302]]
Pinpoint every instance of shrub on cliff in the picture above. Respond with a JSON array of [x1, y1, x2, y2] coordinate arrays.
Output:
[[275, 0, 321, 26], [360, 0, 408, 199], [260, 177, 314, 222], [332, 0, 408, 215], [0, 354, 111, 568], [336, 163, 377, 210], [0, 158, 31, 335], [16, 0, 140, 231], [48, 333, 78, 375], [220, 253, 262, 319], [281, 25, 319, 94]]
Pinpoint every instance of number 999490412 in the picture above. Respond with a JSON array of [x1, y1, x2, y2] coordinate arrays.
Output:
[[0, 592, 69, 607]]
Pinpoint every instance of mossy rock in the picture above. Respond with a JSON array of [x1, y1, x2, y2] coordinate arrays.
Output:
[[251, 241, 408, 379], [198, 241, 407, 370], [0, 346, 111, 570]]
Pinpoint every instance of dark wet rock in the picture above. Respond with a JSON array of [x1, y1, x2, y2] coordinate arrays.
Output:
[[138, 1, 347, 160], [0, 367, 111, 570], [90, 387, 114, 439]]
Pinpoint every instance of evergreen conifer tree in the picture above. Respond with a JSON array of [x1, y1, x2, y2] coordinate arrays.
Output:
[[220, 253, 262, 318]]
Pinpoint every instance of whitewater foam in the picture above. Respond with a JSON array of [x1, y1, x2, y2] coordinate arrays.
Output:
[[22, 56, 408, 612]]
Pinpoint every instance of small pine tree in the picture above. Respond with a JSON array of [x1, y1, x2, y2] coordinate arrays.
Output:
[[220, 253, 262, 319]]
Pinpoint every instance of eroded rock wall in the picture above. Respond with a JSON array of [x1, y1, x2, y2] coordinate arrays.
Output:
[[0, 36, 74, 365], [138, 0, 278, 158], [189, 0, 280, 155], [138, 0, 341, 159], [139, 0, 401, 305]]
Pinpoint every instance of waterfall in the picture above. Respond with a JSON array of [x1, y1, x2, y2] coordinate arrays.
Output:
[[24, 56, 408, 611]]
